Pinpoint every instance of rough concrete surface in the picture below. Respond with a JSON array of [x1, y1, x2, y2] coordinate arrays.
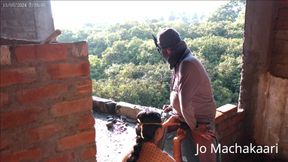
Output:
[[94, 112, 136, 162]]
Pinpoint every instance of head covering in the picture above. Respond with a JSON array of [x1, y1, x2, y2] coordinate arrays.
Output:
[[157, 28, 182, 49]]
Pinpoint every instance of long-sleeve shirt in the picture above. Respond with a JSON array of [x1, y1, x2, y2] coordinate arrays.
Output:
[[170, 50, 216, 130]]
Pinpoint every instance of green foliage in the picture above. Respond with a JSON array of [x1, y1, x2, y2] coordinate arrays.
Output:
[[87, 34, 108, 56], [89, 55, 105, 80], [93, 63, 170, 107], [186, 36, 243, 107], [58, 1, 245, 108], [207, 0, 245, 22]]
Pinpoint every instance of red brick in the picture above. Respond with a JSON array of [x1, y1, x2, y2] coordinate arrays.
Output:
[[0, 106, 42, 129], [217, 112, 244, 139], [47, 62, 90, 80], [15, 44, 67, 63], [0, 136, 11, 151], [15, 45, 36, 63], [278, 8, 288, 18], [85, 159, 97, 162], [219, 131, 238, 146], [0, 67, 36, 87], [36, 44, 67, 62], [217, 122, 238, 139], [57, 130, 95, 151], [81, 146, 96, 160], [274, 39, 288, 56], [271, 51, 288, 64], [79, 112, 95, 130], [17, 83, 68, 103], [270, 64, 288, 78], [216, 118, 230, 132], [276, 19, 288, 30], [275, 30, 288, 40], [0, 45, 11, 65], [44, 153, 73, 162], [77, 79, 92, 95], [29, 123, 63, 142], [217, 113, 239, 131], [278, 1, 288, 9], [231, 111, 245, 126], [216, 104, 237, 117], [51, 97, 92, 117], [0, 148, 42, 162], [71, 42, 88, 57], [215, 111, 226, 125], [0, 92, 9, 107]]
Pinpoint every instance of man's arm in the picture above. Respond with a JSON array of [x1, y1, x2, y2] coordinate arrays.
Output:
[[173, 128, 186, 162], [178, 60, 202, 130]]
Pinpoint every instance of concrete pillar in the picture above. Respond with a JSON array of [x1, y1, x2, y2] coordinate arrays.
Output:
[[0, 0, 54, 41]]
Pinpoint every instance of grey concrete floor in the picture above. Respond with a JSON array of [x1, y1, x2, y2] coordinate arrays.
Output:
[[93, 112, 136, 162]]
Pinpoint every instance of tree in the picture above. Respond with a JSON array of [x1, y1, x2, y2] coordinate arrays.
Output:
[[60, 1, 245, 107], [89, 55, 105, 80], [186, 36, 243, 106], [92, 63, 170, 108], [87, 34, 108, 56], [207, 0, 245, 22]]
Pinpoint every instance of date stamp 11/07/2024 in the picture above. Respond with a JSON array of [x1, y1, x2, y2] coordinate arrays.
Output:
[[1, 1, 46, 8]]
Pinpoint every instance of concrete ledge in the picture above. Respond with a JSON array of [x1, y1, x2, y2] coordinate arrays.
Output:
[[116, 102, 142, 119], [92, 96, 161, 119], [217, 104, 237, 116], [93, 96, 242, 124], [92, 96, 117, 114]]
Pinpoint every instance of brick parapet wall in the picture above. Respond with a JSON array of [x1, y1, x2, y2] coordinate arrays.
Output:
[[0, 42, 96, 162], [215, 104, 245, 162], [93, 97, 244, 162]]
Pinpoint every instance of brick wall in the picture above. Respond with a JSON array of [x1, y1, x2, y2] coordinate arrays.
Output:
[[215, 104, 245, 162], [0, 42, 96, 162]]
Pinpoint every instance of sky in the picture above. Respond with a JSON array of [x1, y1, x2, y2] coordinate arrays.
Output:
[[51, 1, 228, 29]]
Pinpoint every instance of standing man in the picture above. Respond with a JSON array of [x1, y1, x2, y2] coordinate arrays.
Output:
[[153, 28, 218, 162]]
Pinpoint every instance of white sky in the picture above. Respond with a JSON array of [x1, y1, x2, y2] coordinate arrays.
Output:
[[51, 1, 228, 29]]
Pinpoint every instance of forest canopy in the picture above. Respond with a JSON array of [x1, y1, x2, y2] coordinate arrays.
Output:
[[58, 1, 245, 108]]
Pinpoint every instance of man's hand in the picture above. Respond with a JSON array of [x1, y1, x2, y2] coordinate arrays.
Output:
[[162, 104, 173, 113], [162, 115, 180, 128], [175, 128, 186, 141], [192, 125, 215, 141]]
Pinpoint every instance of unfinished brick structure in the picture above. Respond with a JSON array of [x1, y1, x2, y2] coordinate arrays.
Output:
[[1, 1, 96, 161], [0, 0, 288, 162], [239, 0, 288, 160], [0, 42, 96, 161]]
